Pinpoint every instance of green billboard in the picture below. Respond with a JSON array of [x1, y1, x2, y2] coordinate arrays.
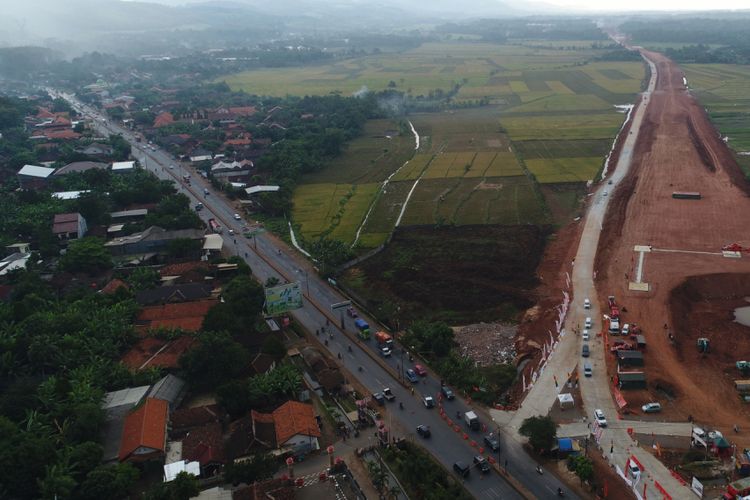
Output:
[[264, 281, 303, 315]]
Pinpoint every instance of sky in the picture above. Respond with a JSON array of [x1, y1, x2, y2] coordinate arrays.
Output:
[[547, 0, 748, 10]]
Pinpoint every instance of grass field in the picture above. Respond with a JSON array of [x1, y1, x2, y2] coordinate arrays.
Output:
[[525, 157, 603, 183], [683, 64, 750, 153]]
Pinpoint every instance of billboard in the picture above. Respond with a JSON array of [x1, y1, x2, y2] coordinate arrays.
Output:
[[264, 282, 303, 316]]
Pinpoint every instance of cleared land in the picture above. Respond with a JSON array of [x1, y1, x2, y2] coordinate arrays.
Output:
[[594, 51, 750, 438]]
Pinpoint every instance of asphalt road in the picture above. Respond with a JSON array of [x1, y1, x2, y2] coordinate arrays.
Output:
[[54, 90, 580, 499]]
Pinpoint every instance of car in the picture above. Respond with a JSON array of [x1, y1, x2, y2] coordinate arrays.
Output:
[[582, 330, 590, 341], [641, 402, 662, 413], [608, 179, 613, 185], [383, 388, 395, 402], [585, 317, 593, 329], [453, 461, 470, 478], [194, 203, 204, 211], [416, 425, 431, 438], [603, 190, 609, 196], [405, 369, 419, 383], [228, 229, 235, 235], [423, 396, 435, 408], [583, 298, 591, 309], [346, 306, 358, 318], [169, 164, 175, 169], [372, 393, 385, 405], [583, 362, 592, 377], [582, 344, 590, 357], [414, 364, 427, 376], [622, 323, 631, 336], [627, 459, 640, 477], [483, 433, 500, 451], [441, 386, 455, 400], [381, 346, 392, 357], [473, 456, 491, 474], [594, 409, 607, 427], [233, 213, 242, 220]]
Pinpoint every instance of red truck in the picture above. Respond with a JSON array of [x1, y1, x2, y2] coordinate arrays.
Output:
[[208, 218, 222, 234], [608, 295, 620, 320], [375, 331, 393, 347]]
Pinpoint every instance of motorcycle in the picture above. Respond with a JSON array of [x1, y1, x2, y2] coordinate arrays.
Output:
[[536, 466, 543, 475], [348, 345, 352, 353], [557, 487, 564, 497], [399, 402, 404, 410], [358, 366, 363, 372]]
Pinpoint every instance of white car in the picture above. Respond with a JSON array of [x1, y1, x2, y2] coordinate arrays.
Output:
[[641, 402, 661, 413], [594, 409, 607, 427], [583, 298, 591, 309], [381, 347, 392, 357], [628, 459, 640, 477], [603, 190, 609, 197], [622, 323, 630, 336], [582, 330, 590, 341], [585, 317, 593, 329], [233, 213, 242, 221]]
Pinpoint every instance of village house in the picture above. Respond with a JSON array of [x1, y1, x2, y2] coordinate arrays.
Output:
[[17, 164, 55, 189], [52, 213, 88, 241], [118, 397, 169, 462]]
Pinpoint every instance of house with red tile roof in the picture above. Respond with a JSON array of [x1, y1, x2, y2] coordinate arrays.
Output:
[[119, 397, 168, 462], [121, 336, 196, 371], [154, 111, 175, 128], [272, 401, 320, 452], [182, 422, 226, 476], [135, 298, 217, 332], [170, 404, 226, 437], [101, 278, 129, 295]]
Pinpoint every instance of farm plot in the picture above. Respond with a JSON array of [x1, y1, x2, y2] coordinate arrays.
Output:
[[357, 181, 414, 247], [500, 113, 624, 140], [292, 183, 380, 244], [513, 139, 612, 159], [503, 94, 611, 114], [525, 157, 603, 183], [302, 120, 413, 184], [390, 154, 432, 182], [398, 176, 548, 226], [411, 108, 512, 154]]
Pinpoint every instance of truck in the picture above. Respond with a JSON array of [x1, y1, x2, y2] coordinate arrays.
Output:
[[208, 218, 222, 234], [464, 411, 480, 431], [609, 318, 621, 334], [375, 331, 393, 347], [727, 476, 750, 498], [354, 318, 371, 340], [608, 295, 620, 320]]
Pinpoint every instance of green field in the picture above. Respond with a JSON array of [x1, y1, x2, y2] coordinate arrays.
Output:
[[683, 64, 750, 153], [272, 40, 644, 248]]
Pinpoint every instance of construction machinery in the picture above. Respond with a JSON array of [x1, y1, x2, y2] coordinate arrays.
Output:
[[737, 361, 750, 374], [722, 243, 750, 252], [697, 338, 710, 353]]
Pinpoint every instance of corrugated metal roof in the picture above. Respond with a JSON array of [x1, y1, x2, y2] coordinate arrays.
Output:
[[18, 164, 55, 178], [245, 185, 280, 195]]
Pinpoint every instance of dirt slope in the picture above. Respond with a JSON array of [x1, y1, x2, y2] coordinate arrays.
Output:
[[595, 51, 750, 436]]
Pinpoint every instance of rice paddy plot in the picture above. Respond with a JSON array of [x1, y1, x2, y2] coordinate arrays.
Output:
[[500, 113, 624, 140], [525, 157, 603, 183], [504, 94, 611, 114], [301, 120, 413, 184], [358, 180, 414, 237], [463, 152, 496, 177], [391, 154, 433, 182], [292, 183, 380, 243], [513, 139, 613, 159], [484, 152, 524, 177]]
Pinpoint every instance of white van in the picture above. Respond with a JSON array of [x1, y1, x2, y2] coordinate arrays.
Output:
[[585, 317, 593, 329], [584, 362, 592, 377], [622, 323, 630, 336]]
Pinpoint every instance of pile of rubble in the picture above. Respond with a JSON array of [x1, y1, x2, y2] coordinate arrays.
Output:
[[454, 322, 517, 366]]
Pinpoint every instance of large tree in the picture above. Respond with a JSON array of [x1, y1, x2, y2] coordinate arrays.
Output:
[[179, 333, 249, 390], [519, 415, 557, 453], [59, 238, 112, 274]]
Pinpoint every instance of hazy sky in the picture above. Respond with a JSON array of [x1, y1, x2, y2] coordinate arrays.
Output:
[[550, 0, 748, 10]]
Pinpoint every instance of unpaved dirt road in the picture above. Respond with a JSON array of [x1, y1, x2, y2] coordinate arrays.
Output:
[[596, 50, 750, 440]]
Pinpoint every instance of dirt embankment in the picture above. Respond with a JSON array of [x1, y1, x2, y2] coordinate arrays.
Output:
[[595, 49, 750, 435]]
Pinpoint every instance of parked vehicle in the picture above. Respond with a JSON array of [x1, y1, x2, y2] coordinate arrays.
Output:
[[417, 425, 431, 438], [208, 218, 222, 234], [582, 344, 590, 357], [453, 461, 470, 478], [484, 433, 500, 451], [441, 386, 455, 400], [414, 364, 427, 376], [464, 411, 480, 431], [381, 346, 392, 357], [583, 298, 591, 309], [582, 330, 590, 341], [406, 369, 419, 383], [585, 317, 593, 329], [641, 402, 661, 413], [583, 362, 592, 377], [474, 456, 491, 474], [594, 409, 607, 427], [383, 388, 395, 402], [372, 393, 385, 405], [609, 318, 620, 334], [622, 323, 631, 336]]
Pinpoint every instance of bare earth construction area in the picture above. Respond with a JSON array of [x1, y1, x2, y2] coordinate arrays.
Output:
[[596, 50, 750, 438]]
